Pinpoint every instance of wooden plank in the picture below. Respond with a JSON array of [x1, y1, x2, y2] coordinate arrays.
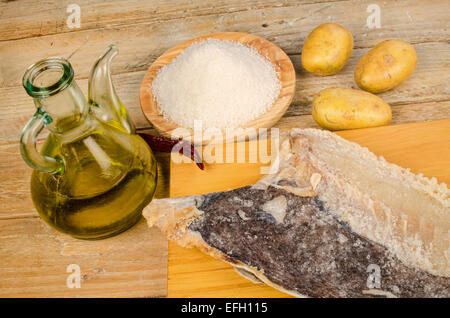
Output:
[[170, 138, 274, 197], [0, 217, 167, 297], [0, 0, 345, 41], [170, 119, 450, 197], [1, 0, 449, 88], [288, 42, 450, 108], [167, 119, 450, 297], [3, 99, 447, 219], [0, 142, 35, 219], [1, 99, 447, 219], [336, 120, 450, 185], [0, 139, 170, 297], [1, 41, 449, 143], [168, 241, 291, 298], [274, 100, 450, 130]]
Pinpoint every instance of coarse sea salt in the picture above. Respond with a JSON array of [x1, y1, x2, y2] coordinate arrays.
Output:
[[151, 39, 281, 129]]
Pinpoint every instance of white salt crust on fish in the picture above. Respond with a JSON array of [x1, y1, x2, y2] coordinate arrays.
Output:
[[143, 129, 449, 297]]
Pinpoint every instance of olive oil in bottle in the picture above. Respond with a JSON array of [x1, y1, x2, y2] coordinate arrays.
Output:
[[20, 46, 158, 239], [30, 127, 157, 239]]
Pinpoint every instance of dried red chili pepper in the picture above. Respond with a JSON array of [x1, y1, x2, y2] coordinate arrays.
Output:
[[138, 132, 204, 170]]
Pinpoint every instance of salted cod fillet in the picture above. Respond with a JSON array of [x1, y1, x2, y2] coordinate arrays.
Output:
[[143, 128, 450, 297]]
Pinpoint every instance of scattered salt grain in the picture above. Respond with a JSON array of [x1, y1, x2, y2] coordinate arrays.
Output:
[[261, 195, 288, 223], [151, 39, 281, 129]]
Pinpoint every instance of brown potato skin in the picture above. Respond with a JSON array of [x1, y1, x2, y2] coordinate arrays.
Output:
[[354, 40, 417, 93], [312, 87, 392, 130], [301, 23, 354, 76]]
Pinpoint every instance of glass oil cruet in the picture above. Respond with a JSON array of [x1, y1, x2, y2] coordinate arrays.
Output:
[[20, 45, 157, 239]]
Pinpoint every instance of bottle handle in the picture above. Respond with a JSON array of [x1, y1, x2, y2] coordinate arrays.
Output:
[[20, 111, 65, 175]]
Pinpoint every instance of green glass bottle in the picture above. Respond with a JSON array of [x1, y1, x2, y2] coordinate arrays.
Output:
[[20, 45, 157, 239]]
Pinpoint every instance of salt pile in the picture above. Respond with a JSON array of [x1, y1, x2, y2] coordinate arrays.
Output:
[[151, 39, 281, 129]]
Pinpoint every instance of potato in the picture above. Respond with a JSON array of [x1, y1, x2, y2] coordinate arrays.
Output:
[[301, 23, 353, 76], [354, 40, 417, 93], [312, 87, 391, 130]]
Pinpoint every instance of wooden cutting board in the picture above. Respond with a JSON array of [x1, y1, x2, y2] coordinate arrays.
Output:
[[167, 119, 450, 298]]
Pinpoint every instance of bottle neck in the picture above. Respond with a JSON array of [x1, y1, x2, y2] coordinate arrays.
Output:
[[23, 57, 89, 135], [33, 81, 89, 134]]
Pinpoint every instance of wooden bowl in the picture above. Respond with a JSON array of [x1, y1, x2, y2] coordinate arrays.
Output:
[[140, 32, 295, 144]]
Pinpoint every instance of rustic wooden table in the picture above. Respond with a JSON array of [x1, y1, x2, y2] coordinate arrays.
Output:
[[0, 0, 449, 297]]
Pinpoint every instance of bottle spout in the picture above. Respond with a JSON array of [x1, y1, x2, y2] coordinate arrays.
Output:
[[88, 44, 135, 134]]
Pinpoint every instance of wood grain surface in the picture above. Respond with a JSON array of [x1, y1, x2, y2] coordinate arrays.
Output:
[[168, 119, 450, 298], [140, 32, 295, 143], [0, 151, 170, 298], [0, 0, 449, 297]]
